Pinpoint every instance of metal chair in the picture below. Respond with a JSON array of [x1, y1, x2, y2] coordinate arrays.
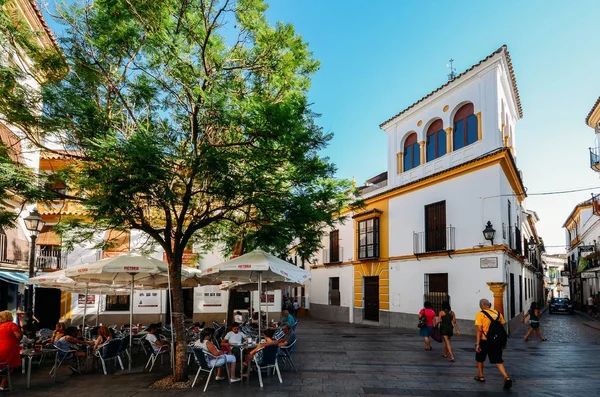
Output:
[[291, 320, 298, 331], [0, 362, 12, 391], [250, 344, 282, 387], [277, 338, 298, 373], [94, 339, 124, 374], [118, 337, 131, 363], [144, 339, 170, 372], [49, 345, 80, 380], [191, 348, 230, 392], [38, 328, 53, 341]]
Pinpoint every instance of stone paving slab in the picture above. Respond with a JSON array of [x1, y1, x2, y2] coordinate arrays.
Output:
[[7, 313, 600, 396]]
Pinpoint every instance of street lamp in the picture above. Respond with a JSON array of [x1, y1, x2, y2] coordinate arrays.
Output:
[[23, 208, 45, 338], [483, 221, 496, 245], [528, 236, 536, 251]]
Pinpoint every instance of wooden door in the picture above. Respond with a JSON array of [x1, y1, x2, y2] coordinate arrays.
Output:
[[364, 276, 379, 322], [425, 201, 446, 252]]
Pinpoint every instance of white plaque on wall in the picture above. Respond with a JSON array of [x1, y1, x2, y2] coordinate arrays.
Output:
[[480, 257, 498, 269]]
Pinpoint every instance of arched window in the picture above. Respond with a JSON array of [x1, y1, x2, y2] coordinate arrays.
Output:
[[403, 133, 420, 172], [426, 119, 446, 162], [453, 103, 478, 150]]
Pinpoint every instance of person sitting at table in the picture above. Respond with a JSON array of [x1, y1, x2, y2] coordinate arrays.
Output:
[[93, 326, 113, 350], [55, 326, 93, 374], [0, 311, 22, 391], [145, 324, 168, 353], [221, 322, 246, 348], [278, 310, 295, 326], [194, 328, 240, 382], [278, 322, 296, 347], [243, 328, 278, 378], [51, 322, 66, 344], [234, 311, 244, 323]]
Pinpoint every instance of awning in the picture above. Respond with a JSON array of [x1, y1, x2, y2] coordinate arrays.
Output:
[[36, 226, 61, 246], [0, 271, 28, 284]]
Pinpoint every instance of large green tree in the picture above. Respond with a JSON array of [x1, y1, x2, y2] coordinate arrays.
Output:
[[0, 0, 355, 380]]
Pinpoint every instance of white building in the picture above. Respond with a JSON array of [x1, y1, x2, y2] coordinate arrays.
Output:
[[542, 253, 569, 300], [308, 46, 544, 334], [562, 197, 600, 308]]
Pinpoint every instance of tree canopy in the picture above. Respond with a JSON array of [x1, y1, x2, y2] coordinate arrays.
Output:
[[0, 0, 356, 380]]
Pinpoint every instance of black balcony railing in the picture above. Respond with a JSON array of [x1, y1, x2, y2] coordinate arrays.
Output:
[[413, 227, 456, 255], [590, 147, 600, 171], [508, 226, 523, 256]]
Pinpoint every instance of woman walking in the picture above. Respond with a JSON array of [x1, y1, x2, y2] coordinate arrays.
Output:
[[419, 301, 436, 351], [437, 301, 460, 362], [521, 302, 547, 342]]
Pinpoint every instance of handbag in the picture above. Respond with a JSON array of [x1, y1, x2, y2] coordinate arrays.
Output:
[[431, 325, 443, 343], [417, 316, 427, 329]]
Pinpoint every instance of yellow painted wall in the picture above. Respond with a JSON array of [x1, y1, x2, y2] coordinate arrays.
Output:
[[353, 200, 390, 310]]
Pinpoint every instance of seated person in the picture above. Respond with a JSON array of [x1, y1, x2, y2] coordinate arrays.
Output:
[[145, 324, 168, 352], [279, 310, 295, 326], [243, 328, 278, 378], [221, 322, 246, 348], [93, 326, 113, 350], [51, 322, 66, 344], [55, 326, 93, 374], [195, 328, 240, 382], [234, 311, 244, 323], [278, 322, 296, 347]]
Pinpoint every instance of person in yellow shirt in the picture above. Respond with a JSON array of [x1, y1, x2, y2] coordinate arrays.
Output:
[[474, 298, 512, 390]]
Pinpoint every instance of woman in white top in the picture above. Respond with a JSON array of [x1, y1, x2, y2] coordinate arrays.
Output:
[[195, 328, 240, 382]]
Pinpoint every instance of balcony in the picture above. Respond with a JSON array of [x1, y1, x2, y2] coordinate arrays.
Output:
[[413, 227, 456, 255], [0, 233, 16, 264], [322, 247, 344, 264], [508, 226, 523, 256], [36, 250, 65, 270], [590, 147, 600, 171]]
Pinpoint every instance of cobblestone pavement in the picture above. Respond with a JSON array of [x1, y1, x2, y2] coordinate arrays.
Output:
[[511, 309, 600, 343], [9, 313, 600, 397]]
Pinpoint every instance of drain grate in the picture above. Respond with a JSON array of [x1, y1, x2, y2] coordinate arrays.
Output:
[[342, 335, 357, 338]]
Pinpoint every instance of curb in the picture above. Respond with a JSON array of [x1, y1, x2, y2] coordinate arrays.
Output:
[[583, 322, 600, 331]]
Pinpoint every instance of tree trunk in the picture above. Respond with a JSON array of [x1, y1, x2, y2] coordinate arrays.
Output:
[[168, 256, 187, 382]]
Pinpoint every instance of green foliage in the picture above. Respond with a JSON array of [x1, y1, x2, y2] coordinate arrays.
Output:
[[1, 0, 358, 266]]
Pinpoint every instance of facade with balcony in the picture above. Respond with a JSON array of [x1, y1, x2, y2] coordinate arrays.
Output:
[[562, 197, 600, 308], [0, 0, 61, 318], [308, 46, 544, 333], [542, 253, 569, 301], [587, 97, 600, 171]]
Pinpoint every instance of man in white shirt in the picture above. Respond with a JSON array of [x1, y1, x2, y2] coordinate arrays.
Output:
[[221, 322, 246, 348]]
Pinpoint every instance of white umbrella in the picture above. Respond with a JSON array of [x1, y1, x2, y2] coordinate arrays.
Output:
[[29, 271, 115, 329], [203, 250, 311, 336], [65, 253, 170, 370]]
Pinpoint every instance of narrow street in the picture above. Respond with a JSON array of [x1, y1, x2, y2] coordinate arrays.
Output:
[[511, 310, 600, 343]]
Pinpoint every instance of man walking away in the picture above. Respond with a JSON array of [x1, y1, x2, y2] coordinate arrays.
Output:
[[588, 295, 595, 317], [293, 298, 300, 318], [474, 299, 512, 390]]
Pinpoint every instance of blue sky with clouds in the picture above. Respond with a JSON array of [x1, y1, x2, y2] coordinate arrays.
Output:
[[43, 0, 600, 253]]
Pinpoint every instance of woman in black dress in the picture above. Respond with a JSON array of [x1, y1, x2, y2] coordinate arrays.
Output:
[[437, 301, 460, 362]]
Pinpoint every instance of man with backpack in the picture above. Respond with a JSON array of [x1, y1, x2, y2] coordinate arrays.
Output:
[[474, 298, 512, 390]]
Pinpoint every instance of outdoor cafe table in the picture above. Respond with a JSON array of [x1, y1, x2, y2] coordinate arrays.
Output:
[[230, 343, 258, 378], [21, 348, 57, 389]]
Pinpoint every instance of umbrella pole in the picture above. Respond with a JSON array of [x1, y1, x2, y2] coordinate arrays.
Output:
[[96, 295, 100, 326], [265, 282, 269, 326], [82, 283, 88, 335], [129, 274, 134, 371], [258, 272, 262, 338]]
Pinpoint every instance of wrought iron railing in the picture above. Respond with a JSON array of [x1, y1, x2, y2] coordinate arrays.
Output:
[[413, 227, 456, 255], [590, 147, 600, 171], [36, 250, 65, 270]]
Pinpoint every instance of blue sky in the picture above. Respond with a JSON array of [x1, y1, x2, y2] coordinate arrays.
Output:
[[262, 0, 600, 253], [43, 1, 600, 253]]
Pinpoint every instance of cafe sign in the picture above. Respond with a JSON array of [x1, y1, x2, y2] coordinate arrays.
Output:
[[561, 271, 571, 278]]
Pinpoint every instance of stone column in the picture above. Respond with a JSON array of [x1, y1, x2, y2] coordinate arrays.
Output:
[[397, 152, 403, 174], [445, 127, 452, 153], [486, 282, 507, 317], [419, 141, 425, 164]]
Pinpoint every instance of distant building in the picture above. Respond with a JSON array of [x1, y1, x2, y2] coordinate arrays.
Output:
[[542, 253, 569, 300], [307, 46, 544, 334]]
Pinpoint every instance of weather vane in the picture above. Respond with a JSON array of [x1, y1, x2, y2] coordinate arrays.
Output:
[[447, 59, 457, 80]]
